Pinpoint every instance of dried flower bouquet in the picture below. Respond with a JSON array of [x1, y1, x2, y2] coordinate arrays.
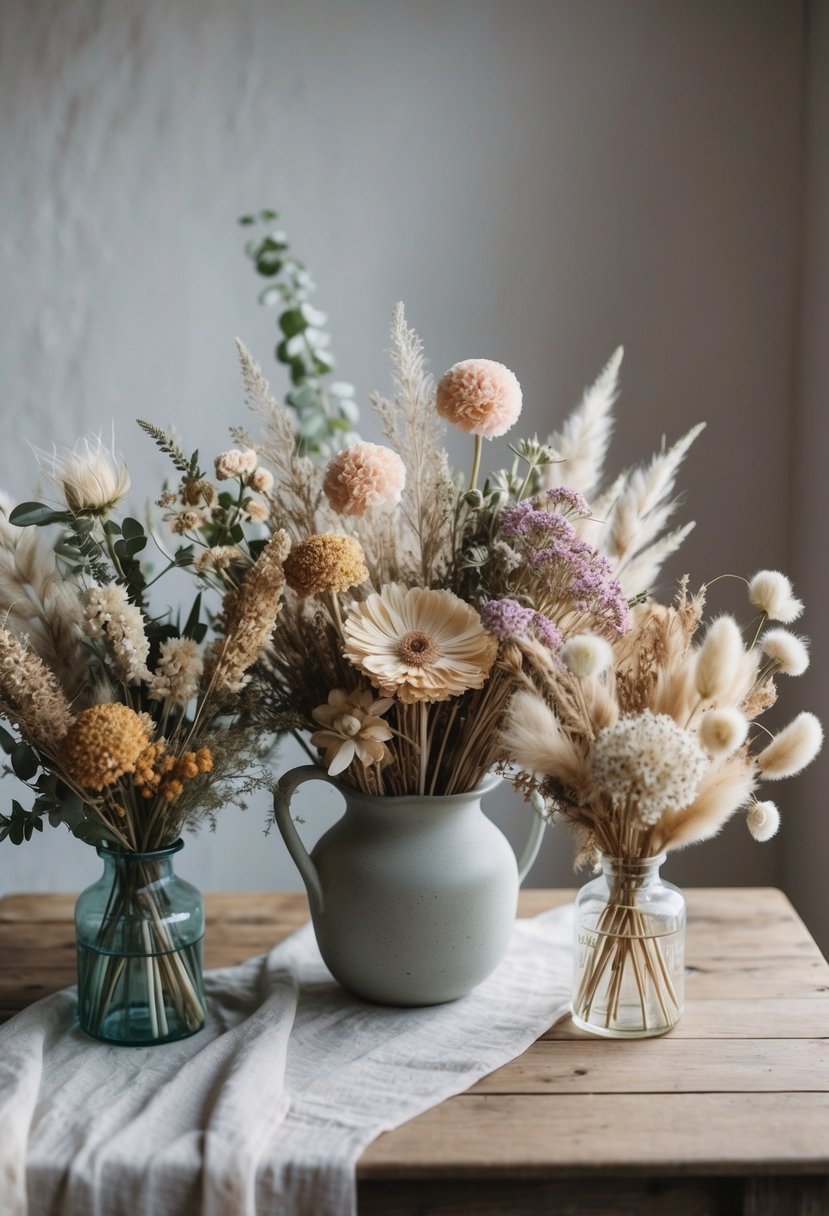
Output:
[[500, 573, 822, 1033], [151, 307, 704, 802], [0, 437, 288, 1038]]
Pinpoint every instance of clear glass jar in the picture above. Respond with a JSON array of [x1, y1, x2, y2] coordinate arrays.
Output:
[[572, 854, 685, 1038], [75, 840, 206, 1046]]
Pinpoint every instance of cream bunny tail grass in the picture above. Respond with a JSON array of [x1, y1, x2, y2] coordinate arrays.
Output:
[[656, 753, 756, 851], [501, 689, 590, 793]]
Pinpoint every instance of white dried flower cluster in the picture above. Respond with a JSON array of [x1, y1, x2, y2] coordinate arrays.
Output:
[[244, 499, 269, 524], [760, 629, 810, 677], [249, 467, 273, 494], [82, 585, 151, 685], [169, 509, 205, 535], [561, 633, 613, 679], [591, 710, 708, 827], [746, 800, 781, 842], [748, 570, 803, 624], [147, 637, 204, 708], [194, 546, 243, 574], [214, 448, 258, 481]]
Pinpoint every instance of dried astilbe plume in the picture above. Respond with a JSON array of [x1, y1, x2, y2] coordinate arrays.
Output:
[[206, 528, 291, 698], [0, 628, 74, 756]]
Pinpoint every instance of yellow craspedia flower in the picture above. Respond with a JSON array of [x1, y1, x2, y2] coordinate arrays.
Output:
[[283, 534, 369, 598], [62, 703, 151, 792]]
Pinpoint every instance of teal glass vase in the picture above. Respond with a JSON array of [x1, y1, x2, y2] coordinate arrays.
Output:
[[75, 840, 206, 1045]]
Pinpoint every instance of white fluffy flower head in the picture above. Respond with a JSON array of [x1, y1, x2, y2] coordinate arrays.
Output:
[[700, 708, 748, 756], [561, 633, 613, 680], [746, 800, 780, 843], [591, 710, 708, 827], [214, 448, 258, 481], [760, 629, 810, 677], [748, 570, 804, 624], [36, 433, 131, 515]]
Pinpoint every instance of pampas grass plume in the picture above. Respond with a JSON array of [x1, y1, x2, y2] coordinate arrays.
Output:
[[561, 633, 613, 680], [700, 708, 748, 756], [761, 629, 810, 677], [748, 570, 804, 624], [695, 616, 744, 702], [746, 800, 781, 843], [501, 690, 587, 790], [756, 711, 823, 780]]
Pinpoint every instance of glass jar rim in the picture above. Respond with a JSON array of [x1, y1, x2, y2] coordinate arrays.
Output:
[[600, 852, 667, 868], [96, 838, 185, 862]]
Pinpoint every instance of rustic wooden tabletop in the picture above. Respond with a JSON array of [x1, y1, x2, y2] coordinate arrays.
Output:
[[1, 887, 827, 1216]]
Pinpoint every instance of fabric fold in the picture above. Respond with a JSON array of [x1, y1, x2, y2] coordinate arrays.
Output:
[[0, 904, 574, 1216]]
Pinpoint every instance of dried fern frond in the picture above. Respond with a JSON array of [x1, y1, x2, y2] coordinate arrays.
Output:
[[544, 346, 623, 501], [137, 419, 197, 477], [371, 304, 454, 586]]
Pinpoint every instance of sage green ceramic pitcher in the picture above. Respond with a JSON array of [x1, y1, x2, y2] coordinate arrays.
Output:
[[274, 768, 545, 1006]]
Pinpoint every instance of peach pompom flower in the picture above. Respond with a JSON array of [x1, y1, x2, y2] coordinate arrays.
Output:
[[323, 441, 406, 517], [436, 358, 522, 439]]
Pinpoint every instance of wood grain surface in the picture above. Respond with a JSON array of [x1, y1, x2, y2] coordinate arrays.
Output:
[[1, 886, 827, 1215]]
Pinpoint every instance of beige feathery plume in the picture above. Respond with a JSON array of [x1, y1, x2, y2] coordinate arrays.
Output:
[[0, 505, 87, 699], [600, 423, 705, 597], [207, 529, 291, 698], [694, 616, 744, 703], [657, 753, 756, 851], [543, 347, 623, 502], [0, 628, 74, 754], [371, 304, 454, 587], [500, 689, 589, 792], [756, 712, 823, 780]]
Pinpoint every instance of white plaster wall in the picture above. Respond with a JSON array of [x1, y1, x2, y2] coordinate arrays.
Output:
[[0, 1, 815, 911]]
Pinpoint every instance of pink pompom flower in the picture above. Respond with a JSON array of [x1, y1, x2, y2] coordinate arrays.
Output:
[[323, 441, 406, 517], [436, 358, 522, 439]]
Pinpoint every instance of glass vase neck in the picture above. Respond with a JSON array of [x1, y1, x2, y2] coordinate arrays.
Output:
[[600, 853, 666, 885], [97, 839, 184, 866]]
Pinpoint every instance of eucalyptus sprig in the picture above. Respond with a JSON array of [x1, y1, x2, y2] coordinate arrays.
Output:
[[239, 209, 359, 454]]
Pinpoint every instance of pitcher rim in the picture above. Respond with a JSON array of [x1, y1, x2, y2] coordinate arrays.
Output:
[[328, 769, 502, 807]]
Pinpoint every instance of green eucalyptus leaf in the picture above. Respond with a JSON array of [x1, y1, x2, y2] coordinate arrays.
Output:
[[0, 724, 17, 754], [121, 517, 144, 540], [11, 743, 38, 781], [124, 534, 147, 556], [279, 309, 307, 338], [174, 546, 195, 567], [256, 251, 283, 277], [259, 286, 282, 307], [8, 502, 68, 528]]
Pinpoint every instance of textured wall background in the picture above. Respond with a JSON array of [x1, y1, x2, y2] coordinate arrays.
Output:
[[1, 1, 823, 942]]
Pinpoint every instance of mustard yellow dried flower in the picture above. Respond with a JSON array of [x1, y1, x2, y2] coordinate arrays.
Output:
[[62, 703, 151, 792], [134, 740, 213, 802], [283, 534, 368, 598]]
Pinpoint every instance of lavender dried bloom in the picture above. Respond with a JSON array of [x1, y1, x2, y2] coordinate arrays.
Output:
[[480, 599, 562, 650], [498, 489, 630, 639]]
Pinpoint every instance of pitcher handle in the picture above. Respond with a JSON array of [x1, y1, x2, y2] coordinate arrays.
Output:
[[273, 765, 338, 918], [517, 792, 548, 883]]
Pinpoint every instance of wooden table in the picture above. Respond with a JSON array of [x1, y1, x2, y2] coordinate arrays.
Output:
[[1, 888, 828, 1215]]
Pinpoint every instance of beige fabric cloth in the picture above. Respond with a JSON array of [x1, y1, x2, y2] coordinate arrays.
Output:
[[0, 904, 574, 1216]]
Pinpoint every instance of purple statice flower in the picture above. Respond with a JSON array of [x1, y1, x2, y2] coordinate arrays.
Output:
[[530, 612, 562, 650], [543, 487, 592, 517], [480, 598, 535, 639], [500, 500, 575, 543]]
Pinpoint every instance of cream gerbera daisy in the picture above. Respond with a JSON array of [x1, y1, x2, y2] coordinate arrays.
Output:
[[343, 584, 498, 703]]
